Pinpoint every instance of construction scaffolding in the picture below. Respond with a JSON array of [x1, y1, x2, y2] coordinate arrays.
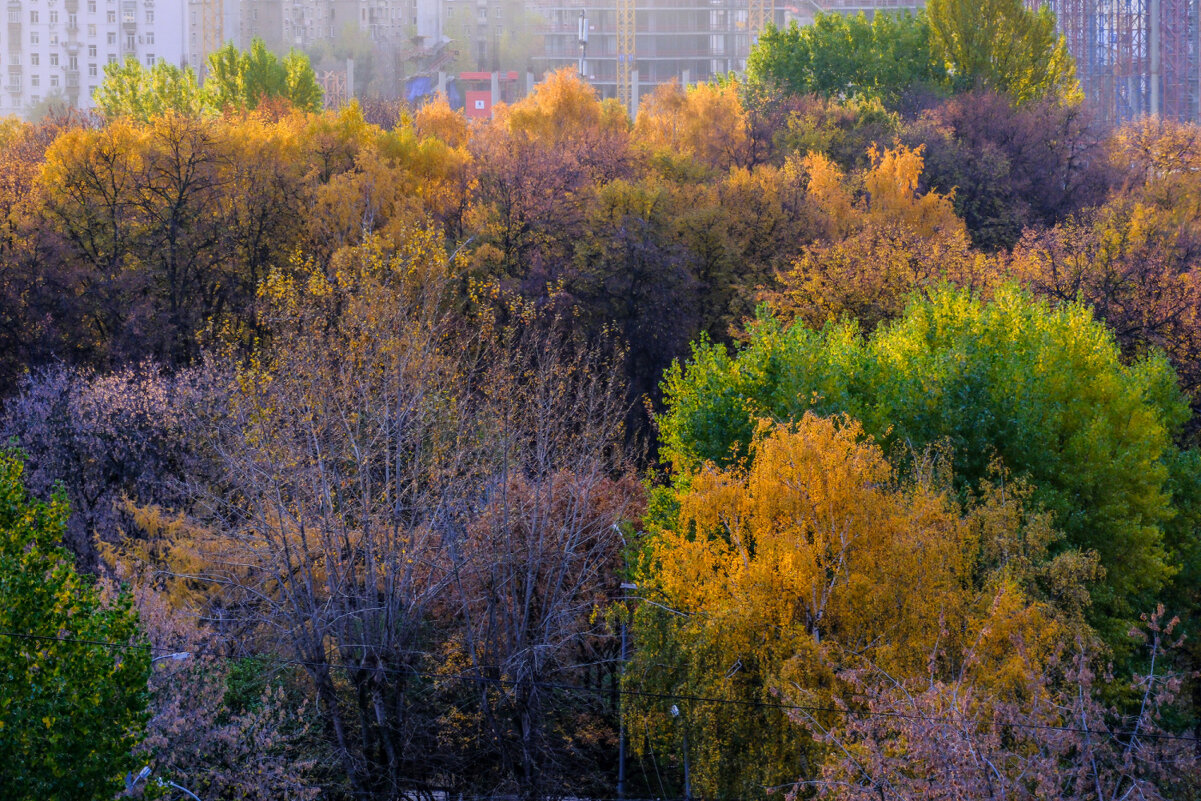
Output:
[[1040, 0, 1198, 124], [534, 0, 1200, 124], [532, 0, 781, 111]]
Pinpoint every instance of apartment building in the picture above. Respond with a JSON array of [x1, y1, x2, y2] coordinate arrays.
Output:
[[2, 0, 186, 116]]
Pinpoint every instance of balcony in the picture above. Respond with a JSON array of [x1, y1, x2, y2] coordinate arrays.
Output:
[[65, 70, 80, 88]]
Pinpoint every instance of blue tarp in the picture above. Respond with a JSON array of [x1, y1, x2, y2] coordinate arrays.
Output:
[[405, 76, 435, 105], [404, 77, 463, 110]]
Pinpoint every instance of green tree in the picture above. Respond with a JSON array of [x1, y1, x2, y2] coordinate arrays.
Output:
[[92, 57, 203, 121], [0, 450, 149, 799], [659, 285, 1195, 642], [204, 39, 323, 112], [283, 50, 323, 112], [95, 42, 322, 119], [927, 0, 1080, 104], [746, 12, 946, 105]]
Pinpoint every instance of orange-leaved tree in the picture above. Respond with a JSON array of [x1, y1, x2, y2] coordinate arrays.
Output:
[[626, 413, 1076, 799]]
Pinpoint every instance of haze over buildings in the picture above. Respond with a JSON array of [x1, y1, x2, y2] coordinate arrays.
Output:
[[2, 0, 1200, 124]]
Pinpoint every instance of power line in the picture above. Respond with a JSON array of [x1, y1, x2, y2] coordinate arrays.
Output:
[[1, 629, 1197, 745]]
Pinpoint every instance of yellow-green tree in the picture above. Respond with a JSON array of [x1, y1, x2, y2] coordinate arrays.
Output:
[[927, 0, 1079, 104], [659, 285, 1193, 644], [0, 451, 150, 800]]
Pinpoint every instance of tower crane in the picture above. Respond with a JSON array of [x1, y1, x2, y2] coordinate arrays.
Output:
[[616, 0, 635, 112]]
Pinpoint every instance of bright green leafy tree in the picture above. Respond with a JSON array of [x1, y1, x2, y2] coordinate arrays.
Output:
[[95, 40, 323, 120], [204, 39, 323, 112], [0, 451, 150, 800], [92, 57, 204, 121], [746, 12, 947, 105], [927, 0, 1080, 104], [659, 285, 1197, 642]]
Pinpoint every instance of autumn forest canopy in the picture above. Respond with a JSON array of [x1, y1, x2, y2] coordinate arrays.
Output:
[[5, 3, 1201, 798]]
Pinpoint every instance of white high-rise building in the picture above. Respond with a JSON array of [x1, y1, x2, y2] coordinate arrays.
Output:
[[2, 0, 187, 117]]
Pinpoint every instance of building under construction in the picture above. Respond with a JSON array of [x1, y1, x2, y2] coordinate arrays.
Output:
[[538, 0, 1201, 124], [531, 0, 786, 112], [1035, 0, 1198, 124]]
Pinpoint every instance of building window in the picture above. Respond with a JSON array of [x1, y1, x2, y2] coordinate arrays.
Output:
[[31, 75, 40, 87], [88, 45, 96, 57], [145, 32, 153, 45], [107, 10, 116, 22], [30, 31, 39, 45], [89, 0, 97, 10], [29, 10, 39, 23], [50, 74, 59, 87], [145, 10, 153, 22], [108, 53, 116, 63], [49, 10, 58, 23], [8, 53, 18, 66], [88, 63, 97, 76], [125, 34, 134, 49], [107, 32, 115, 45], [88, 23, 96, 36], [68, 13, 78, 27], [49, 53, 59, 66], [6, 8, 17, 23], [146, 53, 155, 66], [30, 53, 39, 66], [68, 55, 78, 70]]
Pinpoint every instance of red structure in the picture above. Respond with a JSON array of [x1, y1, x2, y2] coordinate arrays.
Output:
[[1160, 0, 1195, 120], [1038, 0, 1198, 125]]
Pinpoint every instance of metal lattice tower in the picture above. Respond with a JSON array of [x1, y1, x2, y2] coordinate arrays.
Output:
[[616, 0, 635, 111], [1160, 0, 1197, 120], [749, 0, 769, 36]]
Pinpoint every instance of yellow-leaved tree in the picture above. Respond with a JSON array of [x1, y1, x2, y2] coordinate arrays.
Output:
[[767, 143, 981, 332], [626, 413, 1081, 799]]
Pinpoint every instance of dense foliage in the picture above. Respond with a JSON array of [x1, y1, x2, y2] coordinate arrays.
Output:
[[748, 1, 1078, 108], [94, 38, 323, 120], [0, 452, 149, 800], [1, 16, 1200, 795], [746, 12, 945, 106], [660, 286, 1194, 639]]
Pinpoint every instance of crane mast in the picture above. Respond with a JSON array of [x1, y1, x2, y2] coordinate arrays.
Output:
[[616, 0, 635, 112], [748, 0, 773, 40]]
